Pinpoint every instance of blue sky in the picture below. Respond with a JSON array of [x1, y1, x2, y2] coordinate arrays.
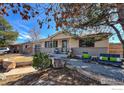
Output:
[[3, 4, 124, 44], [4, 13, 57, 43]]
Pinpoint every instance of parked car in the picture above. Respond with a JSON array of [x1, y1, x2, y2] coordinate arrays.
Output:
[[0, 47, 10, 54]]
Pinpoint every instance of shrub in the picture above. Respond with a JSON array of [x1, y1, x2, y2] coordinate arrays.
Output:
[[32, 52, 52, 70]]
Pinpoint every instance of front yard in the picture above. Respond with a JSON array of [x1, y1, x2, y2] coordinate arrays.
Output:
[[0, 54, 32, 62], [0, 53, 124, 85], [0, 54, 101, 85], [0, 67, 101, 85]]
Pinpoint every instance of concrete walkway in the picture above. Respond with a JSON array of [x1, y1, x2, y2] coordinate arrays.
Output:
[[66, 59, 124, 85]]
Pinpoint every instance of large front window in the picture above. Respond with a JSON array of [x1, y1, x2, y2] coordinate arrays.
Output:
[[79, 39, 94, 47], [45, 41, 58, 48]]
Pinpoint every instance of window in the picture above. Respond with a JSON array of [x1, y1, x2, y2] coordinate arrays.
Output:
[[25, 45, 29, 48], [79, 39, 94, 47], [35, 44, 41, 49], [35, 44, 41, 53], [53, 41, 58, 48], [45, 41, 58, 48], [45, 41, 51, 48], [45, 42, 47, 48]]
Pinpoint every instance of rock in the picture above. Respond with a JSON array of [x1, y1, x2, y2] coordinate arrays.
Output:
[[51, 57, 66, 68], [0, 73, 6, 80], [0, 59, 3, 65], [35, 80, 55, 85], [2, 61, 16, 71]]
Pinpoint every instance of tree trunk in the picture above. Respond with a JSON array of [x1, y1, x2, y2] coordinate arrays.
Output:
[[122, 44, 124, 58], [116, 4, 124, 57], [110, 25, 124, 57]]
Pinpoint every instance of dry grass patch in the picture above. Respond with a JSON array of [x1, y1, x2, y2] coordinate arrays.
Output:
[[0, 54, 33, 69], [0, 54, 32, 63], [9, 56, 32, 63]]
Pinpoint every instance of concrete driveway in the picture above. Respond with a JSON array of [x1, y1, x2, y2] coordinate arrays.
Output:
[[66, 59, 124, 84]]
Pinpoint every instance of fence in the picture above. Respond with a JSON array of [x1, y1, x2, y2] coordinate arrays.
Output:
[[34, 47, 107, 56], [33, 48, 55, 54], [34, 48, 72, 54], [108, 44, 123, 57], [33, 47, 123, 57]]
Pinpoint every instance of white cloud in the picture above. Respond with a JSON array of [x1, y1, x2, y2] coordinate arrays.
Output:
[[18, 24, 30, 31], [18, 36, 24, 39], [11, 20, 31, 32], [18, 32, 31, 40]]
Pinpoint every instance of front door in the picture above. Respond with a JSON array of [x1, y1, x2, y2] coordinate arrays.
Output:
[[62, 40, 67, 52]]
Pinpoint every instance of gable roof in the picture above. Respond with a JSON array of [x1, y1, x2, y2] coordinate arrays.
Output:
[[48, 31, 78, 39], [80, 32, 112, 41], [39, 31, 111, 42], [39, 31, 80, 42]]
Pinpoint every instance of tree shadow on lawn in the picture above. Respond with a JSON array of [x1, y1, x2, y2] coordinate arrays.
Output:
[[6, 67, 101, 85]]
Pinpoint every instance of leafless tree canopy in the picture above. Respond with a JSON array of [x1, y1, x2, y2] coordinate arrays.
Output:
[[28, 26, 41, 42]]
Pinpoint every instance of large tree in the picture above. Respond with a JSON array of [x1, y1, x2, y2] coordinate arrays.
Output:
[[0, 17, 18, 46], [56, 4, 124, 57]]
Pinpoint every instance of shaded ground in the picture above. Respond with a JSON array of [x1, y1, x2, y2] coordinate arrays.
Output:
[[0, 67, 101, 85]]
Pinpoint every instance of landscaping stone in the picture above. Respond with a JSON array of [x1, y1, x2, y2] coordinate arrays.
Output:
[[34, 80, 55, 85], [3, 59, 16, 71], [4, 66, 36, 76], [51, 57, 66, 68], [0, 59, 3, 65], [0, 73, 6, 80]]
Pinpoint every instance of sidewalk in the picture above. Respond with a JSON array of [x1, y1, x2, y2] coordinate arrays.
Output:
[[66, 59, 124, 85]]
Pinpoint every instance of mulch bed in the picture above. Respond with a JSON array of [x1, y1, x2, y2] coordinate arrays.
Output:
[[0, 67, 101, 85]]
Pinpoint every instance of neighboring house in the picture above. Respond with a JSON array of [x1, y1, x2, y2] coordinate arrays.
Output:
[[9, 44, 22, 53], [9, 42, 34, 55], [21, 42, 34, 54]]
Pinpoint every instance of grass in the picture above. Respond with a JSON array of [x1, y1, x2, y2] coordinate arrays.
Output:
[[10, 56, 32, 63], [0, 54, 32, 63]]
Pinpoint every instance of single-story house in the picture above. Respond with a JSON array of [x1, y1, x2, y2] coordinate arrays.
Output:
[[9, 42, 34, 55], [36, 31, 81, 52], [32, 31, 110, 54], [10, 31, 114, 56]]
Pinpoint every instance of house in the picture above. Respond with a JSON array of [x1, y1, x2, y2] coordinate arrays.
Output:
[[9, 44, 22, 53], [11, 31, 112, 56], [32, 31, 110, 54], [37, 31, 80, 52], [9, 42, 34, 55]]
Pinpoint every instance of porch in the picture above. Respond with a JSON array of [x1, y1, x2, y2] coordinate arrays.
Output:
[[34, 37, 79, 54]]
